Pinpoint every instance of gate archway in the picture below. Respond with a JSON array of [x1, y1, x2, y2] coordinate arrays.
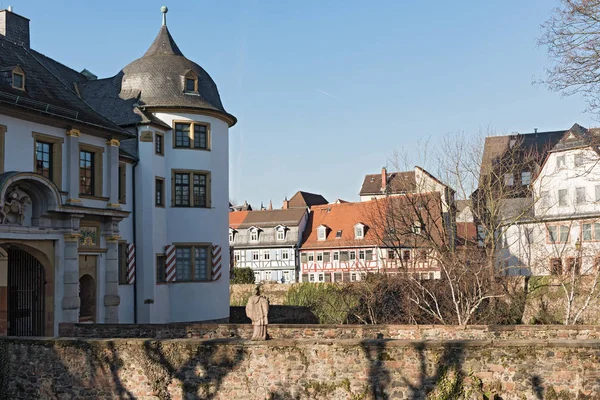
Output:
[[7, 247, 45, 336]]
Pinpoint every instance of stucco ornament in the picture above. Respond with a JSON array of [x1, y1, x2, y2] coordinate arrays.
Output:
[[0, 186, 31, 225], [245, 285, 270, 340]]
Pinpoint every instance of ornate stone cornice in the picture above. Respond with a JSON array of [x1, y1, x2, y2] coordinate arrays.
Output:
[[106, 236, 122, 244], [64, 233, 82, 243], [107, 138, 120, 147]]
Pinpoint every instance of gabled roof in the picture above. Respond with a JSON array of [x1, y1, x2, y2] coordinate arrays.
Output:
[[229, 211, 249, 229], [233, 208, 307, 229], [359, 171, 416, 196], [288, 191, 328, 209]]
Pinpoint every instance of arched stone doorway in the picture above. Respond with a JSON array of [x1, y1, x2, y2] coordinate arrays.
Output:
[[7, 248, 45, 336], [79, 274, 96, 323]]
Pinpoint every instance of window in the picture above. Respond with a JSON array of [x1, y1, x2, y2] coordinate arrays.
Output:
[[185, 78, 196, 92], [33, 133, 62, 186], [254, 272, 260, 282], [309, 273, 324, 282], [173, 122, 210, 150], [283, 271, 290, 282], [277, 229, 285, 241], [540, 191, 549, 208], [250, 229, 259, 241], [388, 250, 396, 259], [79, 144, 103, 196], [172, 170, 210, 207], [365, 250, 373, 261], [262, 251, 270, 261], [265, 271, 272, 280], [521, 171, 531, 186], [335, 230, 342, 239], [412, 222, 422, 234], [566, 257, 581, 275], [359, 250, 365, 260], [419, 249, 428, 261], [350, 272, 359, 282], [556, 155, 566, 169], [349, 251, 356, 261], [333, 251, 339, 261], [576, 187, 586, 205], [79, 150, 95, 195], [504, 173, 514, 186], [36, 141, 52, 179], [316, 252, 323, 262], [558, 189, 568, 207], [355, 225, 364, 239], [548, 225, 570, 243], [301, 253, 307, 263], [155, 132, 164, 155], [323, 252, 330, 262], [317, 226, 327, 240], [550, 258, 562, 275], [118, 163, 127, 203], [252, 251, 259, 261], [582, 222, 600, 241], [233, 251, 240, 262], [155, 177, 165, 207], [156, 254, 166, 283], [595, 223, 600, 240], [175, 245, 211, 281], [574, 153, 584, 167], [118, 243, 128, 284], [12, 67, 24, 90], [402, 250, 410, 261], [340, 251, 349, 261], [596, 186, 600, 202], [308, 252, 314, 262], [229, 231, 234, 243], [282, 249, 289, 260]]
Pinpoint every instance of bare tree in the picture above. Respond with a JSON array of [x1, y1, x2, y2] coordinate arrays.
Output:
[[539, 0, 600, 115]]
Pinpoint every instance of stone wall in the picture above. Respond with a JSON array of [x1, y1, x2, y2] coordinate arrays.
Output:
[[60, 322, 600, 341], [1, 337, 600, 399]]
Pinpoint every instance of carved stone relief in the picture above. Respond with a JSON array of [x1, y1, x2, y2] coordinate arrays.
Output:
[[0, 186, 31, 225]]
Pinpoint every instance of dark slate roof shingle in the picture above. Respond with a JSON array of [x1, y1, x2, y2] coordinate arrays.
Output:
[[288, 191, 328, 209], [359, 171, 416, 196]]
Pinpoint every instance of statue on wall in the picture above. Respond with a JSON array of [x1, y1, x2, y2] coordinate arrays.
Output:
[[245, 285, 270, 340], [0, 186, 31, 225]]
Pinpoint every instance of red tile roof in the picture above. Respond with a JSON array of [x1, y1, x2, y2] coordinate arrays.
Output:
[[229, 211, 249, 229]]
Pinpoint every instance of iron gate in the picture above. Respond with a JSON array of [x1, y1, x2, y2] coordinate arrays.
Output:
[[7, 248, 45, 336]]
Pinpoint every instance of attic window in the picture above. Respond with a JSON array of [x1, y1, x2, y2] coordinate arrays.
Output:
[[185, 78, 196, 92], [335, 230, 342, 239], [354, 225, 364, 239], [317, 226, 327, 240], [11, 67, 25, 90]]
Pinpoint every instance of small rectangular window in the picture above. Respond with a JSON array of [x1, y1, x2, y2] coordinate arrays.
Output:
[[323, 252, 330, 262], [79, 150, 95, 195], [550, 258, 562, 275], [333, 251, 339, 261], [155, 178, 164, 206], [521, 171, 531, 186], [583, 223, 592, 241], [317, 227, 326, 240], [548, 226, 558, 243], [402, 250, 410, 261], [366, 250, 373, 261], [155, 133, 164, 155], [557, 155, 566, 169], [359, 250, 365, 260], [560, 225, 569, 243], [576, 187, 586, 205], [12, 72, 24, 90], [174, 122, 210, 149], [558, 189, 568, 207], [316, 252, 323, 262], [118, 243, 128, 284], [175, 123, 191, 148], [349, 251, 356, 261], [119, 163, 127, 204], [308, 252, 314, 262], [335, 230, 342, 238], [574, 153, 584, 167], [185, 78, 196, 92], [388, 250, 396, 259], [156, 254, 166, 283], [35, 141, 53, 180], [504, 173, 514, 186], [340, 251, 349, 261], [252, 251, 259, 261], [277, 229, 285, 240], [193, 125, 208, 149], [263, 251, 270, 260], [250, 230, 258, 241], [300, 253, 307, 263], [595, 223, 600, 240], [282, 249, 289, 260]]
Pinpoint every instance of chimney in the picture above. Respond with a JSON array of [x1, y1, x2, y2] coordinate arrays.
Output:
[[267, 199, 273, 211], [381, 167, 387, 192], [0, 7, 30, 48], [282, 197, 289, 210]]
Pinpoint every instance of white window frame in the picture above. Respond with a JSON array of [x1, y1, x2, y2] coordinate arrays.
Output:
[[349, 251, 356, 261], [265, 271, 272, 280], [359, 250, 365, 260], [252, 250, 259, 261], [333, 251, 339, 261], [316, 252, 323, 262], [350, 272, 358, 282], [276, 228, 285, 241], [308, 252, 314, 262], [354, 224, 364, 239], [262, 250, 270, 261], [317, 226, 327, 240], [234, 251, 240, 262], [576, 187, 586, 205], [504, 173, 514, 186], [574, 153, 584, 167], [557, 155, 566, 169], [558, 189, 568, 207], [282, 249, 289, 260], [250, 229, 259, 242], [521, 171, 531, 186], [229, 231, 234, 242]]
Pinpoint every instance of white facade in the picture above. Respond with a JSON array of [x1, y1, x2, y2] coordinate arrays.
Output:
[[501, 138, 600, 276]]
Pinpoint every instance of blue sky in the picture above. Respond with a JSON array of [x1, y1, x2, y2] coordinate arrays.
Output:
[[10, 1, 595, 208]]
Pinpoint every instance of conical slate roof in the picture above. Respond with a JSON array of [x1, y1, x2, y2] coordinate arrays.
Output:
[[118, 25, 236, 126]]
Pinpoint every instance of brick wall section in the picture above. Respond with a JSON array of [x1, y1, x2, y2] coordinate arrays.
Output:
[[1, 337, 600, 399], [60, 323, 600, 341]]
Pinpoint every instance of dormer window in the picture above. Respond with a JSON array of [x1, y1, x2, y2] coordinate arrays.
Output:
[[335, 230, 342, 239], [229, 229, 236, 243], [250, 228, 259, 242], [11, 66, 25, 90], [276, 226, 286, 241], [412, 222, 423, 234], [183, 71, 198, 93], [317, 225, 327, 241], [354, 223, 365, 239]]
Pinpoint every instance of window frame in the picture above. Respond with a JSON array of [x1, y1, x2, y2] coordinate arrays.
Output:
[[118, 241, 129, 285], [558, 189, 568, 207], [173, 243, 213, 282], [576, 187, 586, 205], [574, 153, 584, 167], [155, 132, 164, 156], [547, 224, 570, 244], [172, 121, 211, 151], [250, 228, 259, 242], [354, 224, 364, 239], [32, 132, 63, 187], [79, 143, 104, 198], [282, 249, 289, 260], [556, 155, 566, 169], [521, 171, 531, 186], [11, 67, 25, 90], [276, 228, 285, 241], [317, 226, 327, 240], [155, 176, 165, 207], [183, 72, 199, 93], [171, 169, 211, 208], [119, 163, 127, 204], [156, 254, 166, 284]]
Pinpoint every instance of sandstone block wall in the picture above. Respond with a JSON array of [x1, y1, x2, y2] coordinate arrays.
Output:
[[1, 337, 600, 399]]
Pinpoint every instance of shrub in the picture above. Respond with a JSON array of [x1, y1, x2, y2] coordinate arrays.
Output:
[[230, 267, 255, 284]]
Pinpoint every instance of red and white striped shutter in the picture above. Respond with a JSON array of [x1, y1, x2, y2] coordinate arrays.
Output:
[[165, 245, 177, 282], [126, 243, 135, 284], [212, 245, 222, 281]]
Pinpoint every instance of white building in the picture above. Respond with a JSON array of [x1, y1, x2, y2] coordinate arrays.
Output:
[[500, 124, 600, 276], [0, 7, 235, 335], [229, 208, 308, 283]]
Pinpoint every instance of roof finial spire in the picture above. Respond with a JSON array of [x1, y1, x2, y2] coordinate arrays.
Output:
[[161, 6, 169, 26]]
